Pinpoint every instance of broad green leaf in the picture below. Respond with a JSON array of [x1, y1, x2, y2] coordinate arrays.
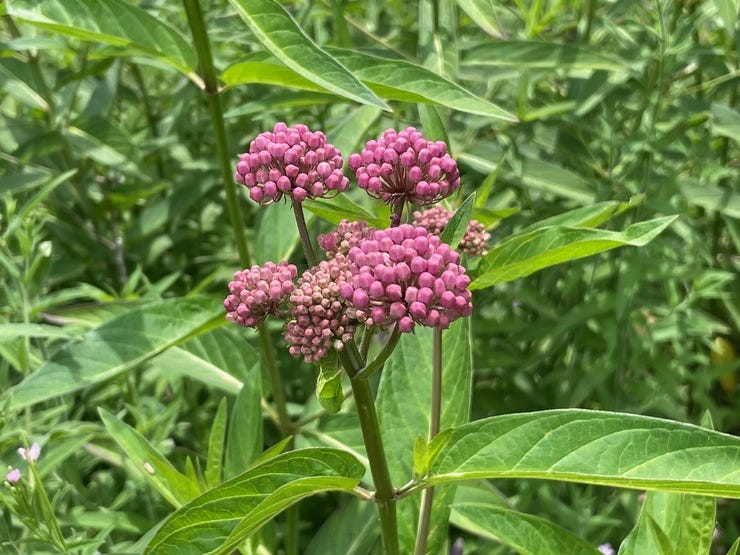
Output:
[[205, 398, 228, 489], [304, 498, 379, 555], [712, 0, 738, 38], [303, 195, 386, 228], [680, 180, 740, 219], [376, 318, 472, 553], [317, 355, 344, 414], [418, 105, 450, 146], [518, 197, 642, 233], [462, 41, 632, 72], [145, 448, 365, 555], [253, 202, 301, 264], [329, 104, 383, 161], [619, 491, 716, 555], [223, 49, 516, 120], [711, 103, 740, 142], [450, 503, 600, 555], [0, 58, 48, 109], [99, 408, 201, 508], [440, 192, 476, 248], [471, 216, 677, 290], [5, 297, 224, 410], [223, 91, 341, 119], [427, 410, 740, 498], [6, 0, 196, 74], [225, 365, 263, 478], [149, 326, 256, 395], [327, 48, 515, 120], [226, 0, 387, 110]]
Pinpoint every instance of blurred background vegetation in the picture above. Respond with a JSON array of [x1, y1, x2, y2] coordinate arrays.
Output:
[[1, 0, 738, 552]]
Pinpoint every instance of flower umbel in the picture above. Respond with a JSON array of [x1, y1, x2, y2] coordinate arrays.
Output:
[[317, 219, 376, 258], [348, 127, 460, 206], [224, 262, 298, 327], [284, 256, 356, 364], [340, 225, 472, 332], [235, 122, 349, 205], [412, 206, 491, 256]]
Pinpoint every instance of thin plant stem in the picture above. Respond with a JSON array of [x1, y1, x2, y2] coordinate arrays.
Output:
[[292, 201, 318, 266], [339, 349, 399, 555], [391, 200, 405, 227], [414, 326, 443, 554], [354, 325, 401, 380]]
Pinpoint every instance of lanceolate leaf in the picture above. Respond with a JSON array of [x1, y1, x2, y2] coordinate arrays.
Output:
[[427, 410, 740, 498], [451, 503, 600, 555], [99, 408, 201, 508], [471, 216, 677, 290], [6, 0, 196, 74], [145, 448, 365, 555], [222, 49, 516, 120], [5, 297, 224, 410], [462, 41, 632, 72], [226, 0, 388, 110]]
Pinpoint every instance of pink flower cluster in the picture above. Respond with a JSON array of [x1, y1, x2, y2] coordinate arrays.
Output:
[[339, 225, 472, 332], [413, 206, 491, 257], [348, 127, 460, 206], [224, 262, 297, 327], [284, 256, 356, 364], [234, 122, 349, 204], [317, 219, 376, 258]]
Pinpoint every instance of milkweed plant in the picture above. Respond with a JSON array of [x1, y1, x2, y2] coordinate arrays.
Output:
[[1, 1, 738, 554]]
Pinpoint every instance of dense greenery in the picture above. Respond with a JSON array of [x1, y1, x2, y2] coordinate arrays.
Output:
[[1, 0, 738, 553]]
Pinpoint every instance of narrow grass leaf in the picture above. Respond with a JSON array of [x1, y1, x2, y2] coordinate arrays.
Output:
[[471, 216, 677, 290], [462, 41, 632, 72], [145, 448, 364, 555], [205, 398, 228, 489], [450, 503, 600, 554], [227, 0, 387, 110], [6, 0, 196, 73], [427, 410, 740, 497], [99, 408, 201, 508], [5, 297, 224, 410]]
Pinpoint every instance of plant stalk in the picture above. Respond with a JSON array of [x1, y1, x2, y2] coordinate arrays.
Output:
[[414, 326, 443, 554], [292, 201, 318, 266], [344, 361, 399, 555]]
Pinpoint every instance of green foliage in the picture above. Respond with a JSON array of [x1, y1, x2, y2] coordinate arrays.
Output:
[[0, 0, 737, 553]]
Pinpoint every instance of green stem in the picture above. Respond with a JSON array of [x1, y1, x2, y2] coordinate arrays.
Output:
[[338, 350, 399, 555], [292, 201, 318, 266], [182, 0, 251, 268], [414, 326, 442, 554], [354, 325, 401, 380], [391, 200, 405, 227]]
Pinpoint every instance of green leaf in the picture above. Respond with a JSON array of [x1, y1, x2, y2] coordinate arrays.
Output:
[[225, 365, 263, 478], [712, 0, 738, 38], [223, 48, 517, 120], [519, 197, 642, 233], [619, 491, 715, 555], [226, 0, 388, 110], [303, 195, 386, 228], [305, 498, 379, 555], [462, 41, 632, 72], [471, 216, 677, 290], [450, 504, 600, 555], [728, 538, 740, 555], [149, 327, 256, 396], [0, 323, 73, 341], [99, 408, 201, 508], [253, 202, 301, 264], [327, 48, 515, 120], [427, 410, 740, 498], [456, 0, 506, 38], [5, 297, 224, 410], [205, 398, 228, 489], [6, 0, 196, 74], [317, 354, 344, 414], [711, 103, 740, 142], [329, 104, 383, 162], [144, 448, 365, 555], [680, 180, 740, 219], [418, 104, 450, 145], [440, 192, 476, 248]]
